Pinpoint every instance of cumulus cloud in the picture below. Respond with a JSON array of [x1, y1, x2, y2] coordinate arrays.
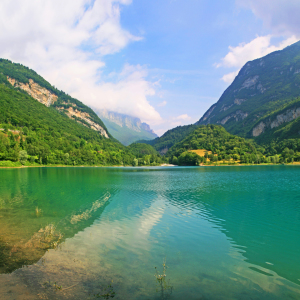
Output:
[[217, 35, 298, 69], [221, 70, 239, 84], [151, 113, 194, 136], [157, 100, 167, 107], [176, 114, 191, 121], [217, 35, 298, 83], [0, 0, 161, 123], [78, 64, 161, 123], [217, 1, 300, 85], [237, 0, 300, 36]]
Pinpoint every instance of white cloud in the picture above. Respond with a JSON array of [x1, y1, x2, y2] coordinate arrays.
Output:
[[221, 71, 239, 84], [152, 113, 194, 136], [217, 35, 298, 69], [80, 64, 161, 124], [176, 114, 191, 121], [218, 35, 298, 84], [237, 0, 300, 36], [0, 0, 161, 123], [157, 100, 167, 107]]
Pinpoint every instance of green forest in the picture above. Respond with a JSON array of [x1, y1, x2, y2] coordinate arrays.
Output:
[[0, 83, 136, 167], [2, 59, 300, 168], [0, 59, 109, 134], [127, 143, 163, 166], [165, 125, 300, 166], [139, 124, 199, 153], [0, 80, 169, 167]]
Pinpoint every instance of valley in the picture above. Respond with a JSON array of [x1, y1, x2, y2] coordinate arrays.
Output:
[[3, 42, 300, 168]]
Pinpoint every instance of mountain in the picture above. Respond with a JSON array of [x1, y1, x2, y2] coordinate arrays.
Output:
[[138, 124, 199, 154], [196, 40, 300, 141], [0, 59, 138, 166], [97, 110, 157, 146], [0, 59, 110, 138]]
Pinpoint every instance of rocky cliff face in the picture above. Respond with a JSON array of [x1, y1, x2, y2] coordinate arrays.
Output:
[[7, 77, 58, 107], [58, 107, 109, 138], [7, 76, 109, 138], [218, 110, 248, 125], [252, 106, 300, 137], [97, 110, 157, 145], [98, 110, 155, 134], [252, 122, 266, 137]]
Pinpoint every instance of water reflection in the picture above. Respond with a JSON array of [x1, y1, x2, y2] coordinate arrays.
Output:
[[0, 166, 300, 299], [0, 168, 116, 273]]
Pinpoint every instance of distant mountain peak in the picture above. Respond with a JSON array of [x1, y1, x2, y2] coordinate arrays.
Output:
[[97, 109, 157, 146]]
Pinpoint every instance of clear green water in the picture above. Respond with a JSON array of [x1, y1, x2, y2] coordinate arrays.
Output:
[[0, 166, 300, 299]]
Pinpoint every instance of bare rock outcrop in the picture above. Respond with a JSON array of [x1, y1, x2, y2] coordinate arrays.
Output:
[[270, 107, 300, 128], [7, 77, 58, 107], [159, 147, 169, 155], [220, 115, 232, 125], [257, 83, 266, 93], [61, 107, 109, 138], [220, 104, 233, 112], [252, 122, 266, 137], [7, 76, 109, 138], [97, 109, 156, 135], [241, 75, 259, 89], [219, 110, 248, 125], [201, 104, 216, 123], [234, 98, 246, 105], [252, 107, 300, 137]]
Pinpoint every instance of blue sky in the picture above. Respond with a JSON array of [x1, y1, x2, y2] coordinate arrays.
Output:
[[101, 0, 299, 134], [0, 0, 299, 135]]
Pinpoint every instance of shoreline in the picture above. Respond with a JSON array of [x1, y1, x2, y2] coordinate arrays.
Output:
[[0, 163, 299, 169], [0, 163, 176, 169]]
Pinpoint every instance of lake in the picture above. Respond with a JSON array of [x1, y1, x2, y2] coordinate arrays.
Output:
[[0, 166, 300, 299]]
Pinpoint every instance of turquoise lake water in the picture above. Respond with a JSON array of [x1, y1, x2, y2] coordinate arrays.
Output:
[[0, 166, 300, 299]]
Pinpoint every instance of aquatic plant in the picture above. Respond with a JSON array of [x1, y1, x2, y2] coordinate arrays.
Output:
[[154, 258, 173, 299], [93, 284, 115, 299], [35, 206, 42, 217], [42, 280, 62, 291]]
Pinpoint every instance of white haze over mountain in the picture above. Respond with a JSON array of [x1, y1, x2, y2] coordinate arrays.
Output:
[[0, 0, 161, 124]]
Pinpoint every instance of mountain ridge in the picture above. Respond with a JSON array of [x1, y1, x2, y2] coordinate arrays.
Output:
[[0, 59, 110, 139], [196, 40, 300, 139], [97, 109, 157, 146]]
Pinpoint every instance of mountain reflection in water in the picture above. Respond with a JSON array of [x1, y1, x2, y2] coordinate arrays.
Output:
[[0, 167, 115, 273]]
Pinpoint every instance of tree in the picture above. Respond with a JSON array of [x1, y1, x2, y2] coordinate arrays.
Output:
[[132, 158, 138, 166], [64, 153, 70, 164], [178, 151, 201, 166], [172, 156, 178, 165], [19, 150, 28, 164]]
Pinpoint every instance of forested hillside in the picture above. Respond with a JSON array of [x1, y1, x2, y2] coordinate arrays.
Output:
[[167, 125, 262, 164], [2, 57, 300, 168], [127, 143, 163, 166], [166, 125, 300, 165], [0, 59, 109, 138], [0, 83, 135, 166]]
